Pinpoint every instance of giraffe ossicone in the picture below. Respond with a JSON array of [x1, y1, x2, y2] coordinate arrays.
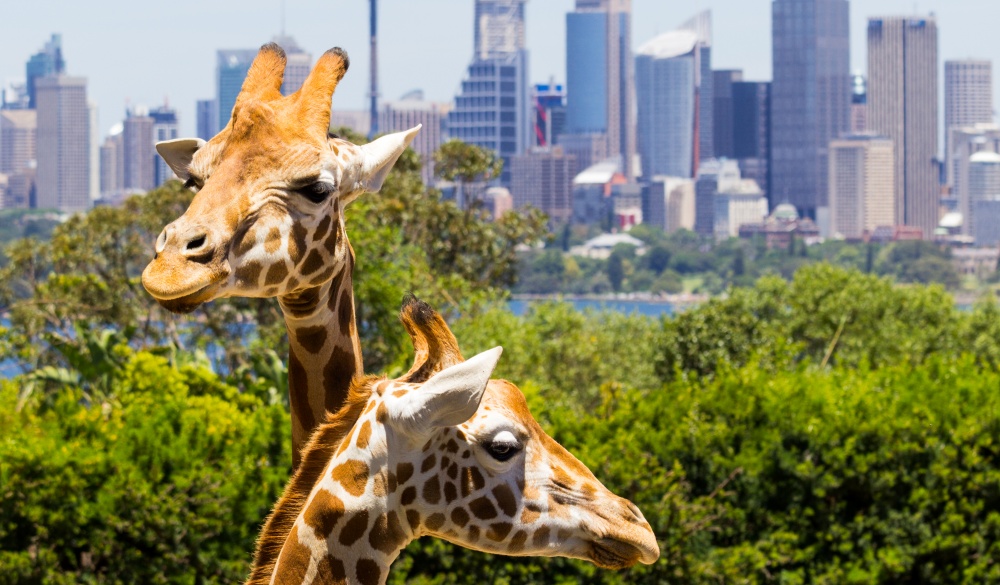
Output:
[[248, 296, 660, 585], [141, 42, 421, 467]]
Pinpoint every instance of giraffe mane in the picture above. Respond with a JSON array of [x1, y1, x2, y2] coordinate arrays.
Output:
[[246, 374, 382, 585], [399, 293, 464, 383]]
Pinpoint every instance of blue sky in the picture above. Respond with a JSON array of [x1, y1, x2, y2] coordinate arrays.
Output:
[[1, 0, 996, 137]]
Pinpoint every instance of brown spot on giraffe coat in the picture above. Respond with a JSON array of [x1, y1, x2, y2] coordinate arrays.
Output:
[[331, 459, 370, 497]]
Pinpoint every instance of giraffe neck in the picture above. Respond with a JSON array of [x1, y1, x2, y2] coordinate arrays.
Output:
[[262, 391, 412, 585], [278, 233, 363, 468]]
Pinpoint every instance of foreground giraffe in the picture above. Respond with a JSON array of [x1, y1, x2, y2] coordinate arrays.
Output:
[[141, 43, 419, 466], [248, 296, 660, 585]]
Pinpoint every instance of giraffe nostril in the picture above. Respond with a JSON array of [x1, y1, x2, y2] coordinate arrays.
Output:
[[186, 235, 207, 251]]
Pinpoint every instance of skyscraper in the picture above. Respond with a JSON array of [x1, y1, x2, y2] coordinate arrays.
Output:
[[99, 125, 124, 202], [449, 0, 530, 189], [945, 60, 993, 180], [0, 109, 37, 209], [196, 99, 218, 141], [379, 91, 449, 184], [732, 81, 772, 201], [150, 104, 179, 186], [948, 123, 1000, 233], [216, 49, 256, 133], [828, 135, 896, 239], [968, 151, 1000, 246], [868, 16, 939, 236], [273, 35, 312, 96], [851, 73, 868, 133], [25, 34, 65, 109], [635, 28, 699, 179], [532, 83, 566, 147], [510, 146, 577, 225], [123, 107, 155, 193], [713, 70, 743, 160], [771, 0, 850, 218], [35, 75, 90, 212], [563, 0, 635, 179]]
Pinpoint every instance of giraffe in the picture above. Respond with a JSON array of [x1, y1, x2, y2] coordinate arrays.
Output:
[[141, 43, 420, 467], [247, 295, 660, 585]]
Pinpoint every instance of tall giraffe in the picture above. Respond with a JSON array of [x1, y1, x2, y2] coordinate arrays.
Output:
[[248, 296, 660, 585], [141, 43, 420, 466]]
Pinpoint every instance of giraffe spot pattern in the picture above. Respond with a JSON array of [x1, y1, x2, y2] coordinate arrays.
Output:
[[509, 529, 528, 553], [313, 215, 332, 243], [444, 481, 457, 503], [300, 249, 325, 276], [288, 222, 308, 265], [487, 522, 513, 541], [372, 472, 387, 498], [331, 459, 370, 497], [521, 503, 541, 524], [425, 513, 445, 531], [273, 525, 310, 585], [422, 476, 441, 505], [264, 261, 289, 286], [338, 510, 370, 547], [324, 346, 357, 413], [406, 509, 421, 531], [369, 511, 407, 554], [396, 462, 414, 485], [355, 558, 381, 585], [462, 467, 485, 498], [376, 402, 388, 423], [451, 507, 470, 527], [295, 325, 328, 354], [469, 496, 497, 520], [355, 420, 372, 450], [400, 486, 417, 506], [264, 227, 283, 254], [421, 454, 436, 473], [314, 555, 347, 584], [492, 484, 517, 517], [234, 261, 264, 288], [337, 287, 353, 331], [533, 526, 551, 548], [303, 489, 345, 540]]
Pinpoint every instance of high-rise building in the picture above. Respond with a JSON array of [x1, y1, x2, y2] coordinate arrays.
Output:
[[868, 16, 939, 236], [532, 83, 566, 147], [273, 35, 312, 96], [643, 176, 695, 233], [945, 60, 993, 133], [948, 124, 1000, 233], [828, 134, 896, 239], [196, 99, 218, 141], [0, 110, 37, 209], [510, 146, 577, 224], [969, 151, 1000, 246], [150, 104, 179, 186], [379, 91, 449, 184], [635, 29, 698, 179], [99, 125, 124, 202], [1, 110, 36, 176], [25, 34, 65, 109], [713, 70, 742, 159], [572, 159, 626, 226], [564, 0, 635, 180], [771, 0, 850, 219], [732, 81, 772, 201], [35, 75, 90, 212], [851, 73, 868, 133], [123, 107, 155, 193], [449, 0, 530, 188], [216, 49, 257, 133], [1, 82, 30, 110], [695, 159, 767, 238]]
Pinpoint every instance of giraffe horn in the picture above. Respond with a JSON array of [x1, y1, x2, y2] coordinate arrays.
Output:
[[399, 294, 463, 383], [236, 43, 287, 105], [294, 47, 350, 135]]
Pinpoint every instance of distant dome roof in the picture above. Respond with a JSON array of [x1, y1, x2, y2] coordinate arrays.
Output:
[[970, 151, 1000, 164], [772, 203, 798, 220], [637, 30, 698, 60]]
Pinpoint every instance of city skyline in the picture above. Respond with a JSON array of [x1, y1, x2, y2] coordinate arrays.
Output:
[[2, 0, 997, 139]]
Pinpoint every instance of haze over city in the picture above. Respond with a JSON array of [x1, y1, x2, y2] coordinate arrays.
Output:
[[2, 0, 998, 137]]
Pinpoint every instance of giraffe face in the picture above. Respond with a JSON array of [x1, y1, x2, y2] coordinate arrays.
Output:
[[140, 43, 419, 314], [378, 375, 660, 570]]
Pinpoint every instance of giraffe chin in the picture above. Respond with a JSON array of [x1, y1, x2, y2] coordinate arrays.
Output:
[[588, 539, 648, 570], [151, 285, 219, 314]]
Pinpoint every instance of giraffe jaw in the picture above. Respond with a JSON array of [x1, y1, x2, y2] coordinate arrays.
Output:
[[151, 283, 220, 314], [588, 537, 658, 570]]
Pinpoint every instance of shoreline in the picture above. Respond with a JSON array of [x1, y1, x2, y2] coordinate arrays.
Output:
[[510, 292, 711, 305]]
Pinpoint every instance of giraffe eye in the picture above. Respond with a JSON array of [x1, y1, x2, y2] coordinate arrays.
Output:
[[483, 431, 522, 462], [183, 177, 203, 192], [299, 181, 335, 204]]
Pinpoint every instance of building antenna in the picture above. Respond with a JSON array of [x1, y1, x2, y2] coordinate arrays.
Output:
[[369, 0, 379, 139]]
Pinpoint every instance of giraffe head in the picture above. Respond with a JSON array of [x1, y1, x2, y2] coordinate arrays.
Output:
[[251, 297, 659, 584], [142, 43, 419, 314]]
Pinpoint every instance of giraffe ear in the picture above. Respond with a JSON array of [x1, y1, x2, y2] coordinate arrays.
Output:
[[391, 347, 503, 437], [356, 125, 422, 194], [156, 138, 205, 180]]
